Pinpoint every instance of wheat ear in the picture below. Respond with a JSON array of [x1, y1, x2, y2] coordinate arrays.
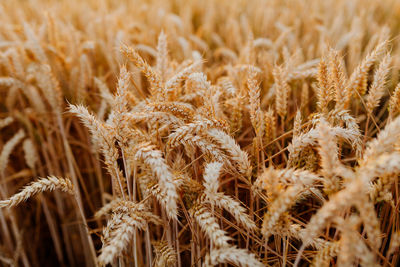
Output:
[[98, 213, 147, 265], [0, 129, 25, 174], [0, 176, 74, 208], [120, 45, 163, 97], [153, 241, 177, 267], [191, 204, 231, 248], [207, 128, 252, 176], [366, 53, 391, 114], [0, 117, 14, 130], [203, 246, 263, 267], [135, 142, 179, 219]]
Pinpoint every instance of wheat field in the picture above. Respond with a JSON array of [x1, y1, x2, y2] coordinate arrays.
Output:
[[1, 0, 400, 266]]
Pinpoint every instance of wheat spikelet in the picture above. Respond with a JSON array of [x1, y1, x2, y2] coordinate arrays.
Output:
[[329, 50, 348, 109], [288, 125, 360, 165], [218, 76, 237, 96], [258, 167, 322, 188], [69, 104, 126, 197], [359, 153, 400, 201], [337, 217, 360, 267], [273, 66, 289, 118], [76, 53, 91, 102], [288, 67, 318, 81], [369, 174, 395, 204], [24, 85, 47, 114], [68, 104, 111, 148], [146, 101, 195, 120], [0, 129, 25, 175], [206, 193, 257, 232], [190, 204, 231, 248], [347, 39, 388, 96], [247, 67, 264, 135], [165, 61, 202, 93], [0, 117, 13, 130], [202, 163, 255, 231], [337, 216, 378, 267], [0, 176, 74, 208], [203, 246, 263, 267], [168, 119, 226, 147], [259, 167, 321, 238], [101, 212, 125, 245], [317, 120, 342, 192], [316, 58, 332, 112], [135, 142, 179, 219], [30, 64, 62, 112], [98, 213, 147, 265], [311, 241, 340, 267], [153, 241, 177, 267], [302, 180, 361, 245], [355, 192, 382, 250], [361, 116, 400, 166], [124, 111, 183, 128], [207, 128, 251, 176], [8, 48, 24, 79], [22, 139, 38, 170], [156, 31, 168, 82], [289, 224, 329, 249], [262, 184, 304, 238], [301, 82, 309, 108], [113, 65, 130, 114], [366, 53, 391, 114], [94, 77, 115, 106], [202, 162, 223, 195], [94, 198, 125, 219], [23, 22, 47, 62], [179, 134, 227, 163], [388, 232, 400, 256], [389, 83, 400, 117], [293, 110, 302, 137], [0, 77, 24, 88], [263, 109, 276, 146], [121, 45, 163, 97]]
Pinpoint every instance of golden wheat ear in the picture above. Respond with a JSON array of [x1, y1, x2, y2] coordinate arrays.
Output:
[[204, 245, 264, 267], [0, 176, 74, 208]]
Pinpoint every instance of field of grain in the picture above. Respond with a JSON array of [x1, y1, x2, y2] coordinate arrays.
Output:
[[1, 0, 400, 266]]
